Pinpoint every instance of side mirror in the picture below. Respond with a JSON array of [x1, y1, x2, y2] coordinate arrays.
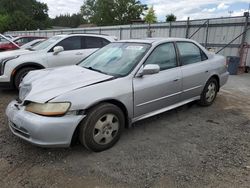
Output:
[[137, 64, 160, 77], [53, 46, 64, 55]]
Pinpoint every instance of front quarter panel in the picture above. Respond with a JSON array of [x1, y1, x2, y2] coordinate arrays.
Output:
[[50, 77, 134, 119], [4, 52, 48, 77]]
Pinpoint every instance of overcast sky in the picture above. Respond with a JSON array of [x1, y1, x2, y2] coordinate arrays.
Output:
[[38, 0, 250, 20]]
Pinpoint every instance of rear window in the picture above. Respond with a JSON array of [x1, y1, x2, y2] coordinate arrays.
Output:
[[84, 37, 110, 49]]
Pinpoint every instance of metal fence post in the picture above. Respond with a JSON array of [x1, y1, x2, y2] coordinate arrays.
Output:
[[205, 19, 209, 48], [169, 22, 172, 37], [119, 27, 122, 40], [239, 12, 249, 68], [239, 12, 249, 53], [130, 24, 132, 39], [185, 17, 190, 38]]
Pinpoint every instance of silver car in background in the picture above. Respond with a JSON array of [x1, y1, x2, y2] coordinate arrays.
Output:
[[6, 38, 229, 152]]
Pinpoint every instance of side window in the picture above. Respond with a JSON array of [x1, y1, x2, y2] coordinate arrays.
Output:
[[144, 43, 177, 70], [56, 36, 81, 51], [102, 39, 110, 46], [177, 42, 207, 65], [27, 37, 34, 42], [84, 37, 108, 49], [15, 38, 29, 45]]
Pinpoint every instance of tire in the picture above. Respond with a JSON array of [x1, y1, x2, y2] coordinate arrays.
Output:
[[79, 103, 125, 152], [14, 67, 36, 89], [198, 78, 218, 106]]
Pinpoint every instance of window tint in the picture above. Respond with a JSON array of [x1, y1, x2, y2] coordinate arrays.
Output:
[[145, 43, 177, 70], [15, 38, 30, 45], [57, 36, 81, 51], [27, 37, 36, 42], [177, 42, 207, 65], [84, 37, 109, 49]]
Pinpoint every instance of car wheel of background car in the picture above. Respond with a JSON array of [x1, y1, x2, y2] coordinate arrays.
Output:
[[79, 103, 125, 152], [198, 78, 218, 106], [14, 67, 36, 89]]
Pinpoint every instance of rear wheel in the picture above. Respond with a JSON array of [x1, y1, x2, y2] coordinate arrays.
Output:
[[14, 67, 36, 89], [79, 103, 125, 152], [198, 78, 218, 106]]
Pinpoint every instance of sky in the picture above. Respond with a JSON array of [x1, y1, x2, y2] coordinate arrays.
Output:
[[38, 0, 250, 21]]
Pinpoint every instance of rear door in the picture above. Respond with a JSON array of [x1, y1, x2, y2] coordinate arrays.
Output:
[[176, 42, 210, 101], [133, 42, 182, 118]]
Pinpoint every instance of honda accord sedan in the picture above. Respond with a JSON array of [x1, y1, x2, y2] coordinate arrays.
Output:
[[6, 38, 229, 152]]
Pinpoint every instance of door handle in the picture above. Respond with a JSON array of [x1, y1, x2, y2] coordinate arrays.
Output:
[[76, 52, 83, 55], [173, 78, 180, 82], [205, 70, 209, 73]]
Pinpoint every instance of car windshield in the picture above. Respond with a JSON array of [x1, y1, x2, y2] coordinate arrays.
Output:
[[31, 36, 63, 51], [79, 42, 151, 77]]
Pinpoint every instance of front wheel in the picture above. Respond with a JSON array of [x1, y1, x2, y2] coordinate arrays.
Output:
[[79, 103, 125, 152], [14, 67, 36, 89], [198, 78, 218, 106]]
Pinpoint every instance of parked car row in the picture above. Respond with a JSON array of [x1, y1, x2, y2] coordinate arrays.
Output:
[[2, 35, 229, 152], [0, 35, 46, 51]]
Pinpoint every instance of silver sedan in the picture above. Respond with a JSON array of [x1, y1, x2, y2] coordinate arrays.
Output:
[[6, 38, 229, 152]]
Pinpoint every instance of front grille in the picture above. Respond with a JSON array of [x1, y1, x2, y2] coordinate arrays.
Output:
[[9, 121, 30, 138]]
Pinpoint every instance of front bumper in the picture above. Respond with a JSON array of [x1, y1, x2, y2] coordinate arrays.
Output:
[[0, 75, 12, 88], [6, 100, 85, 147]]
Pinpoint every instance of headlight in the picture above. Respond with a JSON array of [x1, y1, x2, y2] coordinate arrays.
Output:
[[0, 55, 19, 75], [25, 102, 71, 116]]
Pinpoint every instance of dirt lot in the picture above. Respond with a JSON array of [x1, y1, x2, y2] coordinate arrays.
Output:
[[0, 74, 250, 188]]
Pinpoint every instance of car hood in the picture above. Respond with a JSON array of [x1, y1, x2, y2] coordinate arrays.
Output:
[[0, 49, 35, 59], [21, 65, 114, 103]]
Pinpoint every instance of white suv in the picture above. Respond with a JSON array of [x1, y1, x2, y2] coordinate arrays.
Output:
[[0, 34, 116, 89]]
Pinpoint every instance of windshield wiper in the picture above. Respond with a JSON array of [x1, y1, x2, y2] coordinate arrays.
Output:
[[84, 66, 122, 78], [26, 47, 35, 51], [85, 66, 109, 75]]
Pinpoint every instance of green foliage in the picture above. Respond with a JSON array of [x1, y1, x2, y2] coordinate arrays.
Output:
[[80, 0, 147, 26], [0, 0, 50, 32], [144, 6, 157, 24], [51, 14, 87, 28], [166, 13, 177, 22], [0, 14, 10, 33]]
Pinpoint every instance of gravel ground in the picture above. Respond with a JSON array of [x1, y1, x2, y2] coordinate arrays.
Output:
[[0, 74, 250, 188]]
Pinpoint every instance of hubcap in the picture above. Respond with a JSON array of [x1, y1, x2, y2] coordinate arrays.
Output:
[[93, 114, 119, 145], [205, 82, 216, 103]]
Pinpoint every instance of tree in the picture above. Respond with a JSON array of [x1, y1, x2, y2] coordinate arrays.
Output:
[[144, 6, 157, 37], [80, 0, 147, 26], [80, 0, 96, 22], [0, 14, 10, 33], [166, 13, 177, 22], [51, 14, 86, 28], [0, 0, 50, 32], [144, 6, 157, 24]]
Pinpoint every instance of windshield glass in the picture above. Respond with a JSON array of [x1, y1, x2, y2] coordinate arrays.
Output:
[[79, 42, 151, 76], [32, 36, 63, 51]]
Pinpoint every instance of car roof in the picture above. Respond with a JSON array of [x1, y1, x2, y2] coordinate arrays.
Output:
[[55, 33, 117, 41], [118, 38, 197, 44]]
